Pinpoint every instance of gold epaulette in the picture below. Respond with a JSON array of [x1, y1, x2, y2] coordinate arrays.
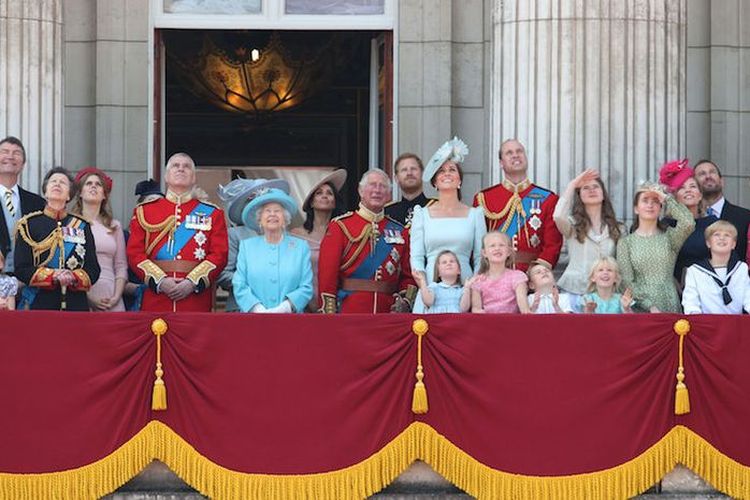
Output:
[[425, 198, 437, 207], [331, 211, 353, 222], [136, 197, 161, 207], [197, 200, 221, 210], [384, 200, 397, 208]]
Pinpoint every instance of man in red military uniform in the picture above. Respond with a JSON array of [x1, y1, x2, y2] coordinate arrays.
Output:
[[318, 169, 416, 313], [127, 152, 228, 312], [473, 139, 562, 271]]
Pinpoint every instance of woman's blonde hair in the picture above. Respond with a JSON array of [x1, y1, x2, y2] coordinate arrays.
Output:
[[477, 232, 515, 275], [71, 171, 116, 232], [586, 256, 621, 293], [432, 250, 462, 284]]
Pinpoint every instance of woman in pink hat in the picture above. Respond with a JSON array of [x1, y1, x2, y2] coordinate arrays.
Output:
[[658, 159, 719, 285], [72, 167, 127, 311], [290, 169, 347, 312]]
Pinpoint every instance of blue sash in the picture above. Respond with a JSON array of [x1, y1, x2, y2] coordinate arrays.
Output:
[[155, 203, 215, 260], [501, 187, 552, 239], [337, 220, 401, 303], [20, 219, 87, 309]]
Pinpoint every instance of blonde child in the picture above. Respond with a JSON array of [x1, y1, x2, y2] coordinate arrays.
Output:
[[682, 220, 750, 314], [413, 250, 471, 313], [468, 232, 530, 313], [526, 260, 575, 313], [582, 257, 633, 313], [0, 252, 17, 311]]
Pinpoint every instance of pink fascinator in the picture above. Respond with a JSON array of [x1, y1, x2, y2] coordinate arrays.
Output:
[[658, 159, 693, 193]]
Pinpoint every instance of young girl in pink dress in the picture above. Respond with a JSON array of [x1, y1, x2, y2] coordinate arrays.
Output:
[[468, 232, 530, 313]]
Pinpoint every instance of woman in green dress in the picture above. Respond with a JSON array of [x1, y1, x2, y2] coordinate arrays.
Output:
[[616, 180, 695, 313]]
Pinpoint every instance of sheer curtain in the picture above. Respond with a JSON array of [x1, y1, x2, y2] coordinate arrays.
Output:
[[165, 0, 262, 14], [285, 0, 384, 15]]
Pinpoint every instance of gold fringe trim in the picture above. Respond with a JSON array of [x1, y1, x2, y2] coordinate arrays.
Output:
[[1, 423, 750, 500]]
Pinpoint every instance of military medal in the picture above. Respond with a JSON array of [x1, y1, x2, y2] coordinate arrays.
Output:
[[193, 231, 207, 247], [529, 215, 542, 231], [66, 255, 79, 269], [62, 227, 85, 244], [530, 234, 541, 248], [385, 261, 396, 276], [390, 248, 400, 263], [192, 230, 207, 260], [75, 243, 86, 258], [384, 229, 404, 244], [186, 213, 212, 231]]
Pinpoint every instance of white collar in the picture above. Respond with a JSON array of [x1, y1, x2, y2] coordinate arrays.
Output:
[[709, 197, 726, 216], [2, 184, 18, 196]]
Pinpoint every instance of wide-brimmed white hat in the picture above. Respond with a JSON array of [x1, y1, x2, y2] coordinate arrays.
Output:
[[241, 188, 299, 232], [301, 169, 347, 210], [423, 137, 469, 184], [217, 178, 290, 226]]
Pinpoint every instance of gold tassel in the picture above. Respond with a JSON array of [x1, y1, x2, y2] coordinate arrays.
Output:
[[151, 318, 169, 411], [411, 319, 429, 414], [673, 319, 691, 415]]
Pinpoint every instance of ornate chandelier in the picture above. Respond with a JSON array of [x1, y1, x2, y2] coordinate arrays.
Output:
[[171, 32, 335, 118]]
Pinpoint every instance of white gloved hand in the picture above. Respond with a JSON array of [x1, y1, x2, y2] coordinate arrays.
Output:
[[267, 300, 293, 314], [251, 303, 268, 313]]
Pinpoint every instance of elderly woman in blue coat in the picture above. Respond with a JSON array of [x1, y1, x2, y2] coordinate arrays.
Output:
[[232, 188, 312, 313]]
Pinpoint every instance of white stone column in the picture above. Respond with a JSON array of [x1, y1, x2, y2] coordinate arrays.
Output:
[[490, 0, 686, 217], [0, 0, 63, 191]]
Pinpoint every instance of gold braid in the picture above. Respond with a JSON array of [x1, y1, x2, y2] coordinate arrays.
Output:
[[477, 192, 528, 233], [336, 221, 373, 271], [16, 218, 64, 268], [136, 205, 176, 255]]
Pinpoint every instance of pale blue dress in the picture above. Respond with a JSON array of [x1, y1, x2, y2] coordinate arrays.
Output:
[[425, 282, 464, 314], [232, 234, 313, 313], [410, 205, 486, 313]]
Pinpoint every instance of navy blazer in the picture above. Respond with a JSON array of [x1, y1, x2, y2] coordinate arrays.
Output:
[[0, 186, 45, 258], [721, 201, 750, 261]]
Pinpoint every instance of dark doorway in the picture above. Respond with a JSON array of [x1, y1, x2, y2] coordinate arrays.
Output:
[[162, 29, 382, 207]]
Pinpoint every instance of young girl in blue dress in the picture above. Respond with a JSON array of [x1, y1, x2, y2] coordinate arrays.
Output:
[[413, 250, 471, 313], [582, 257, 634, 314]]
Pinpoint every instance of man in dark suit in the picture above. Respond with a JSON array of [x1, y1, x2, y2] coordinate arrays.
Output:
[[384, 153, 435, 226], [694, 159, 750, 260], [0, 136, 46, 276]]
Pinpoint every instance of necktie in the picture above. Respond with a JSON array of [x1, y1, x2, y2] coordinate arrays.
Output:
[[4, 189, 15, 218], [707, 207, 717, 217]]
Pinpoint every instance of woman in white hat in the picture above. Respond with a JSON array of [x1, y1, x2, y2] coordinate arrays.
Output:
[[232, 188, 313, 313], [410, 137, 486, 313], [290, 169, 347, 311]]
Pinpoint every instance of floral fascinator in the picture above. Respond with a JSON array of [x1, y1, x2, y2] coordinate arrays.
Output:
[[423, 137, 470, 183]]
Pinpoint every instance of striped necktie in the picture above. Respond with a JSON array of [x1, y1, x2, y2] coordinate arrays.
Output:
[[3, 189, 15, 218]]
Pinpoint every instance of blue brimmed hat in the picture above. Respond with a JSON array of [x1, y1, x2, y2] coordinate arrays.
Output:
[[217, 178, 290, 226], [423, 137, 469, 184], [241, 188, 299, 232]]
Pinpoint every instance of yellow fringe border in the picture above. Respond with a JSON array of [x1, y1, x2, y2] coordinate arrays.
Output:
[[0, 422, 748, 500]]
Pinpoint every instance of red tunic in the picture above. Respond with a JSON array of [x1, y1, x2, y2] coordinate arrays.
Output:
[[473, 179, 563, 271], [318, 207, 415, 313], [127, 193, 228, 312]]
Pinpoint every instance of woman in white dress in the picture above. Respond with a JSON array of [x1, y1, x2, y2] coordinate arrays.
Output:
[[410, 137, 486, 313], [553, 169, 624, 311]]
